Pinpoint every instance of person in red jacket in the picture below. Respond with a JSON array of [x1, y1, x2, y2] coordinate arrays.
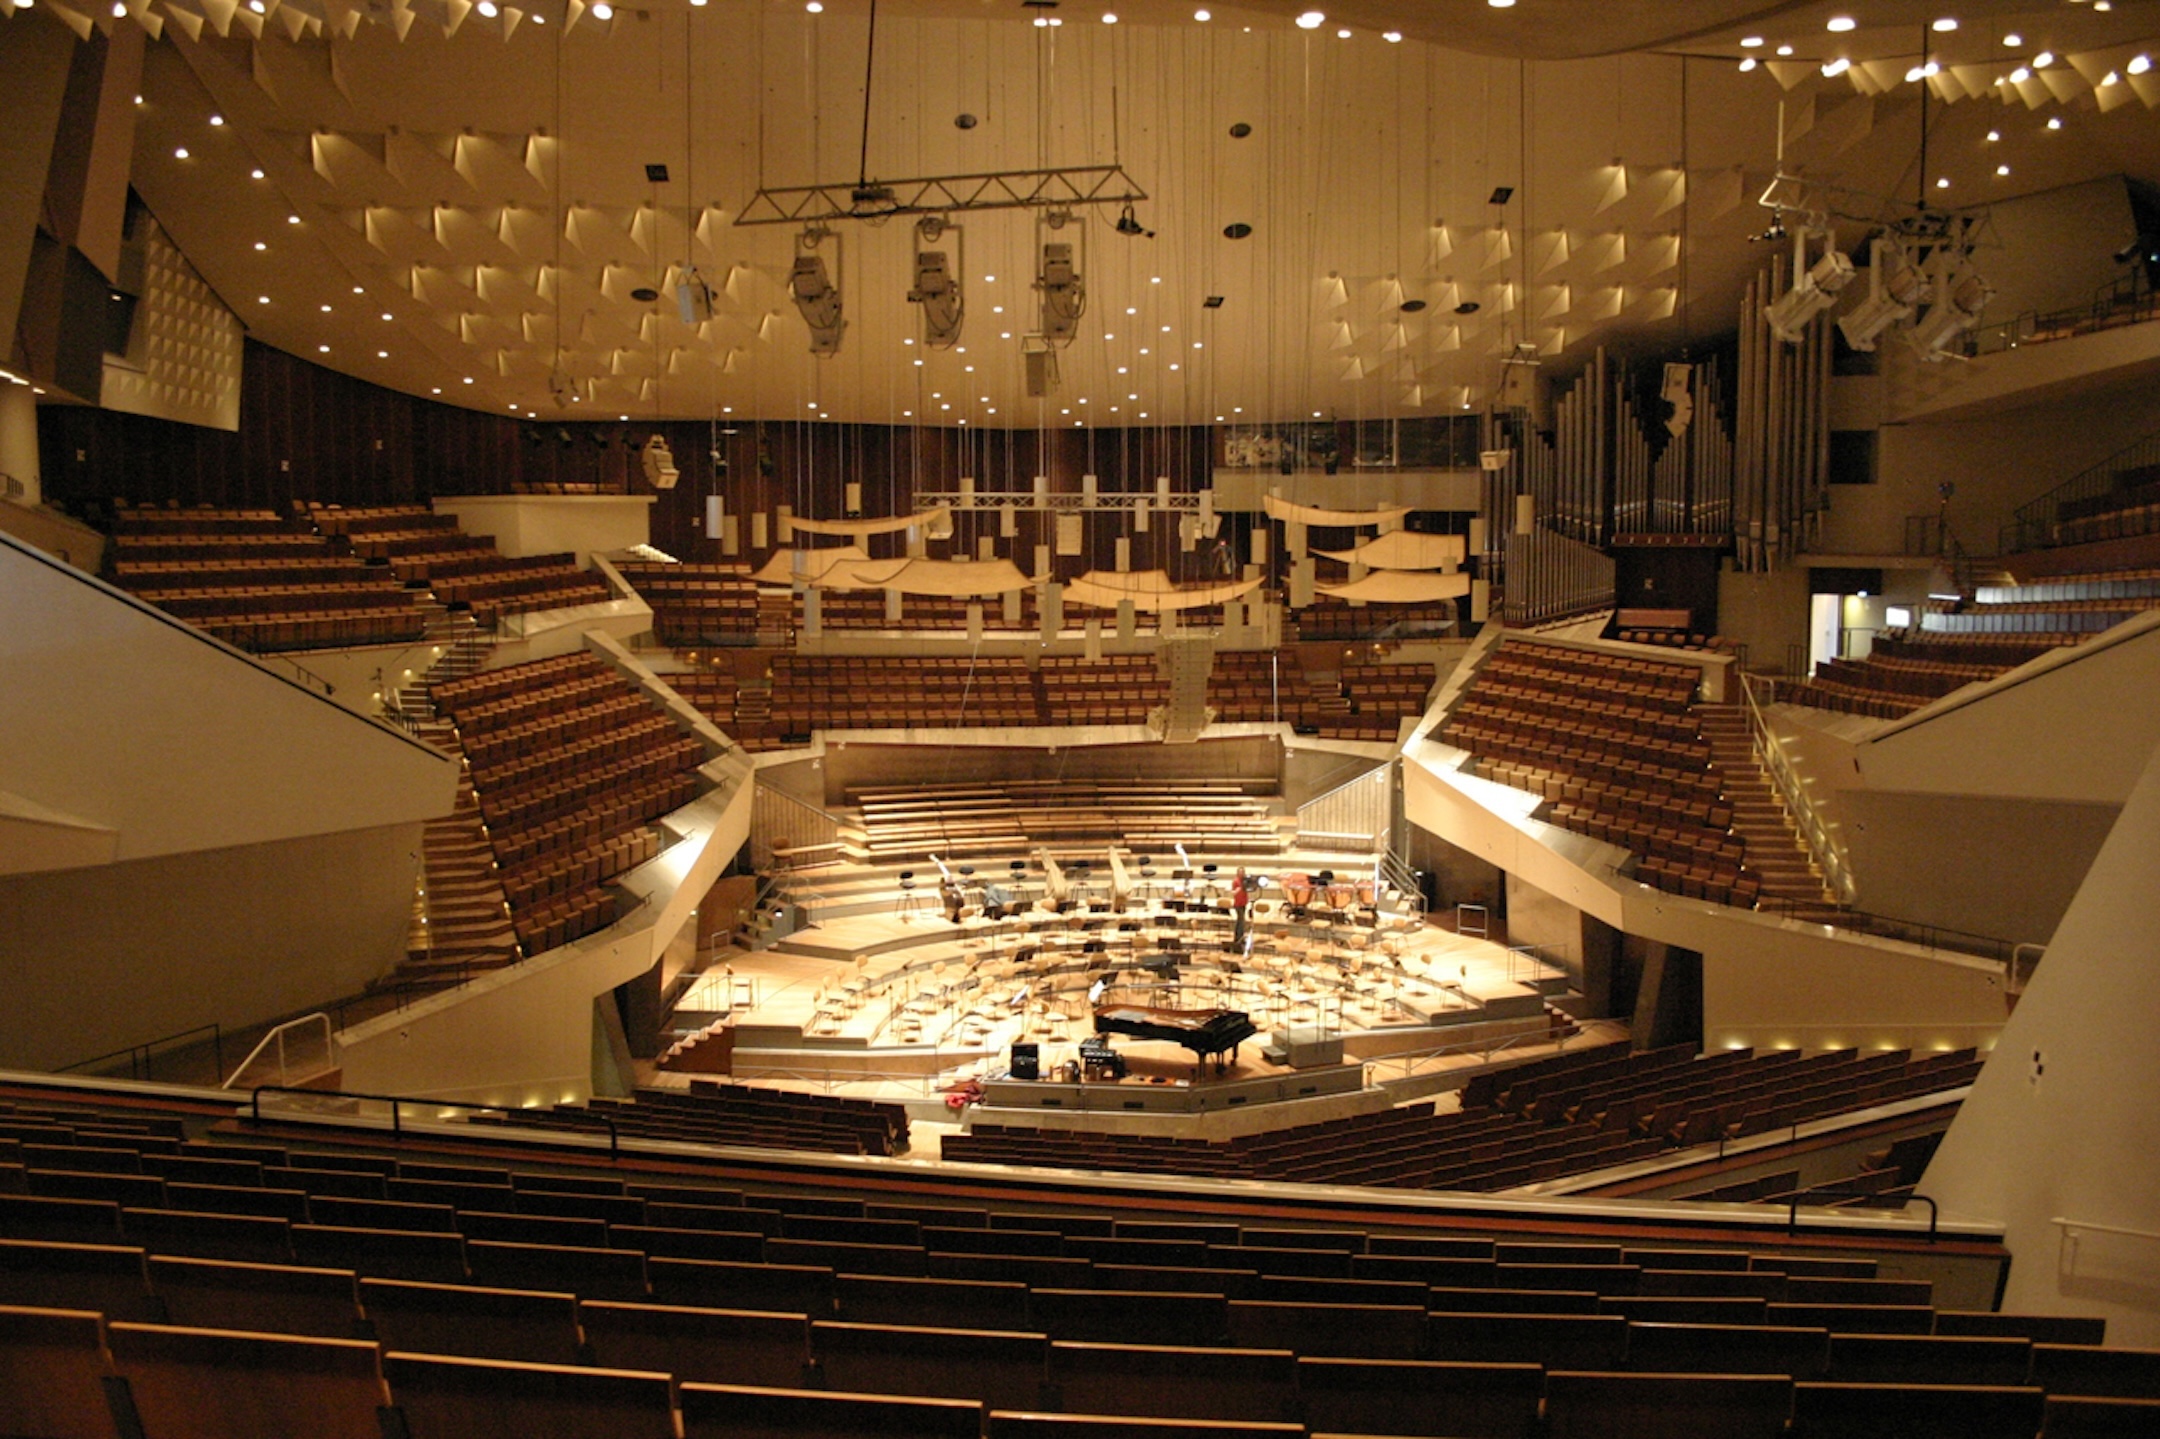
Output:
[[1231, 867, 1251, 951]]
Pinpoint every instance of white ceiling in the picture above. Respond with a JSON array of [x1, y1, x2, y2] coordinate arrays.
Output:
[[87, 0, 2160, 426]]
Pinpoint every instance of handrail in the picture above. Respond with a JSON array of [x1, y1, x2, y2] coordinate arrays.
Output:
[[1789, 1188, 1938, 1242], [1295, 764, 1391, 850], [750, 785, 847, 870], [257, 651, 336, 698], [2051, 1215, 2160, 1244], [223, 1014, 336, 1090], [2008, 943, 2045, 996], [1364, 1023, 1580, 1086], [248, 1083, 620, 1159], [2001, 420, 2160, 554], [1968, 266, 2158, 365], [55, 1023, 223, 1084], [1740, 673, 1857, 905]]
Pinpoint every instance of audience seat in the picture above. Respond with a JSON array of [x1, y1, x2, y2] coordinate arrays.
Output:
[[678, 1381, 984, 1439], [383, 1351, 675, 1439], [107, 1322, 388, 1439], [0, 1304, 123, 1439], [581, 1300, 809, 1389]]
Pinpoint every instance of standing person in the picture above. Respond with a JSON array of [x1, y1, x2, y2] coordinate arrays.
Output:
[[1231, 867, 1251, 950], [942, 875, 963, 925]]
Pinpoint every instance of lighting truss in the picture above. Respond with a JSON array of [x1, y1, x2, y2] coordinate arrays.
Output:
[[911, 490, 1202, 516], [737, 165, 1148, 226]]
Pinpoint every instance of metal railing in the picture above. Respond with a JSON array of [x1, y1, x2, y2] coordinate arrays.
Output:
[[1295, 765, 1391, 851], [2002, 424, 2160, 554], [1740, 673, 1857, 905], [223, 1014, 336, 1090], [247, 1084, 622, 1158], [56, 1024, 223, 1084], [749, 786, 847, 871], [1362, 1022, 1582, 1087], [1968, 267, 2159, 361]]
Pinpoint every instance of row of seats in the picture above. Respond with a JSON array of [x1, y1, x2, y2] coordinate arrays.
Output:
[[949, 1046, 1980, 1192], [847, 777, 1286, 861], [472, 1082, 909, 1159], [434, 653, 707, 956], [0, 1088, 2146, 1439], [612, 562, 761, 643]]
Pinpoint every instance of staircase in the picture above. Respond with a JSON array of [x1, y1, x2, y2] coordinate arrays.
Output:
[[1696, 704, 1840, 917], [387, 721, 520, 992], [388, 608, 490, 724]]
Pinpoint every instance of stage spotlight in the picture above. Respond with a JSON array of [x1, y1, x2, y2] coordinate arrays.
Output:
[[1764, 236, 1855, 343], [642, 435, 680, 489], [1114, 203, 1153, 238], [909, 222, 965, 350], [790, 233, 845, 357], [1837, 237, 1932, 351], [1908, 267, 1992, 362], [676, 267, 716, 326], [1038, 240, 1085, 346]]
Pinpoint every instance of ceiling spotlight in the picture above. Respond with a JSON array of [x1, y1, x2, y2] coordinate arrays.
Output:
[[1336, 28, 1351, 38], [1193, 7, 1209, 19], [1822, 58, 1851, 77], [1383, 30, 1401, 42], [1776, 44, 1793, 55], [1488, 0, 1515, 8], [2131, 55, 2152, 76], [790, 233, 845, 356], [1739, 57, 1757, 72], [592, 1, 613, 17], [251, 169, 264, 179], [1826, 15, 1855, 32], [1295, 11, 1324, 29], [1838, 236, 1931, 351], [1114, 203, 1153, 238], [1910, 267, 1992, 362], [805, 1, 822, 11], [1038, 241, 1084, 346], [173, 147, 189, 159], [1740, 35, 1763, 47], [1997, 163, 2011, 176], [2046, 117, 2062, 131], [1102, 11, 1116, 22], [476, 0, 497, 16], [2032, 52, 2053, 69], [209, 115, 224, 127], [1930, 17, 1956, 31], [909, 221, 964, 349], [1764, 233, 1856, 342]]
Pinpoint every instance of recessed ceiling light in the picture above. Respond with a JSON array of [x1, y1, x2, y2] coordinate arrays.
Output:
[[2010, 66, 2031, 82], [173, 147, 189, 159], [1930, 17, 1956, 32], [1997, 164, 2010, 176], [1826, 16, 1855, 32], [1383, 30, 1401, 42], [592, 1, 613, 17], [208, 115, 224, 127], [1101, 12, 1116, 22], [476, 0, 497, 15], [1294, 10, 1323, 26], [1776, 44, 1793, 55], [253, 241, 266, 251], [1193, 9, 1210, 21], [377, 350, 388, 358], [1739, 57, 1757, 71], [1488, 0, 1515, 8], [250, 169, 264, 180], [1336, 28, 1351, 38], [257, 296, 269, 304], [2003, 32, 2021, 48], [1740, 35, 1763, 48], [287, 215, 300, 224], [2046, 117, 2062, 130], [320, 304, 331, 313], [432, 387, 442, 394], [2131, 56, 2153, 76], [2033, 51, 2054, 68], [463, 377, 474, 384], [318, 345, 329, 353], [1822, 58, 1850, 76], [381, 312, 393, 321]]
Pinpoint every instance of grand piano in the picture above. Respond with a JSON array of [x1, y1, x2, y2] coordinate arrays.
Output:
[[1092, 1004, 1259, 1071]]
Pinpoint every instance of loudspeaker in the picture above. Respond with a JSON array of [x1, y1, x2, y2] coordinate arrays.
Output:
[[1010, 1042, 1040, 1081]]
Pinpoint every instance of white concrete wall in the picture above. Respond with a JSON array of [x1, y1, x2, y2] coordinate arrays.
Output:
[[0, 535, 457, 867], [1924, 739, 2160, 1345], [431, 494, 654, 565], [0, 820, 424, 1073]]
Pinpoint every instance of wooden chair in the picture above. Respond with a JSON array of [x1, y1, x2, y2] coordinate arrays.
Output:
[[148, 1256, 361, 1340], [0, 1304, 123, 1439], [582, 1300, 810, 1389], [1047, 1340, 1296, 1424], [359, 1278, 582, 1365], [107, 1322, 387, 1439], [0, 1240, 159, 1322], [1296, 1355, 1542, 1438], [384, 1351, 675, 1439], [1544, 1371, 1792, 1439], [813, 1320, 1048, 1411], [678, 1381, 983, 1439]]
